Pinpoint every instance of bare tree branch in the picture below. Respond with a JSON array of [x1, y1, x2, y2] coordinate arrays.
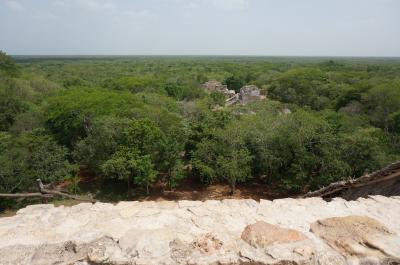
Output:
[[0, 193, 53, 198], [0, 179, 97, 203], [303, 161, 400, 198]]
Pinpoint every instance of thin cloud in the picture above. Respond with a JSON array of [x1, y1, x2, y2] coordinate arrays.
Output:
[[53, 0, 117, 12], [4, 0, 25, 12], [123, 9, 158, 21], [0, 0, 399, 56], [77, 0, 116, 11], [207, 0, 248, 10], [172, 0, 248, 11], [31, 12, 59, 20]]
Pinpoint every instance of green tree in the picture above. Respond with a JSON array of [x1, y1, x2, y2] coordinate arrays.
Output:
[[73, 116, 128, 174], [122, 118, 162, 156], [167, 159, 186, 189], [105, 75, 165, 94], [338, 128, 389, 177], [46, 88, 179, 147], [192, 122, 252, 195], [216, 149, 252, 195], [242, 109, 349, 191], [224, 76, 244, 93], [362, 82, 400, 133], [157, 127, 188, 189], [101, 148, 134, 195], [131, 154, 157, 195], [335, 85, 362, 111], [269, 68, 327, 109], [101, 147, 156, 195], [389, 112, 400, 134], [209, 91, 226, 107], [0, 130, 74, 193], [97, 118, 164, 195], [186, 108, 231, 157], [0, 51, 20, 77], [0, 89, 27, 131], [165, 82, 184, 99]]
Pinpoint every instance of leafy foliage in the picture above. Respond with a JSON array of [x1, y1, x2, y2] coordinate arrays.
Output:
[[0, 51, 20, 77], [0, 89, 28, 131], [0, 130, 75, 193], [192, 123, 252, 194], [101, 147, 156, 195], [1, 56, 400, 202], [224, 75, 244, 93], [362, 81, 400, 133]]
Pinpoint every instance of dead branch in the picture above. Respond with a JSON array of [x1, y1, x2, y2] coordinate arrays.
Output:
[[303, 161, 400, 198], [0, 193, 53, 198], [0, 179, 97, 203]]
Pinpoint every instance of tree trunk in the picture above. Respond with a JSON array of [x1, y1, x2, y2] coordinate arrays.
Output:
[[266, 174, 272, 185], [229, 182, 236, 196], [384, 122, 389, 134], [167, 170, 171, 191], [127, 177, 131, 197], [146, 182, 150, 195]]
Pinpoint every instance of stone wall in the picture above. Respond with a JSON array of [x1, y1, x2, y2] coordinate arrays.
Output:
[[201, 81, 228, 93], [239, 85, 263, 104], [202, 81, 265, 105], [1, 196, 400, 264]]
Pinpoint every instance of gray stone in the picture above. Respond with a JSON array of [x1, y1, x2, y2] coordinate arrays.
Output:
[[1, 197, 400, 265], [310, 215, 400, 264], [239, 85, 262, 104], [241, 221, 307, 248]]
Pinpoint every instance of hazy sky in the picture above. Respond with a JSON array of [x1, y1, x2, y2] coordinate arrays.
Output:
[[1, 0, 399, 56]]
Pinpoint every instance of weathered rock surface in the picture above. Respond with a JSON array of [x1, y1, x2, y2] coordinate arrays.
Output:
[[0, 196, 400, 265], [240, 221, 315, 264], [311, 215, 400, 264], [241, 221, 307, 247]]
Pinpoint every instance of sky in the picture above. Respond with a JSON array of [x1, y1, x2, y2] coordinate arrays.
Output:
[[0, 0, 399, 56]]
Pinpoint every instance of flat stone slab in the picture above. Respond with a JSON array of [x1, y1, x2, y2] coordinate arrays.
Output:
[[0, 195, 399, 265], [241, 220, 307, 248], [311, 215, 400, 264]]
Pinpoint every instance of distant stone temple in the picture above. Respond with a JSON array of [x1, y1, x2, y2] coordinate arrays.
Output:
[[202, 81, 265, 105], [202, 80, 236, 98], [201, 80, 228, 93], [225, 94, 239, 106], [239, 85, 263, 104]]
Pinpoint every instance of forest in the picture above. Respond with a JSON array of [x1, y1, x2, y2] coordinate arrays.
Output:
[[1, 51, 400, 210]]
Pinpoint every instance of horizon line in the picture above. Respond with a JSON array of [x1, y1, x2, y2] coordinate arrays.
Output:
[[9, 54, 400, 59]]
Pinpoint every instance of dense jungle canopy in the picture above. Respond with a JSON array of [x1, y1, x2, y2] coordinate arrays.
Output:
[[1, 52, 400, 209]]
